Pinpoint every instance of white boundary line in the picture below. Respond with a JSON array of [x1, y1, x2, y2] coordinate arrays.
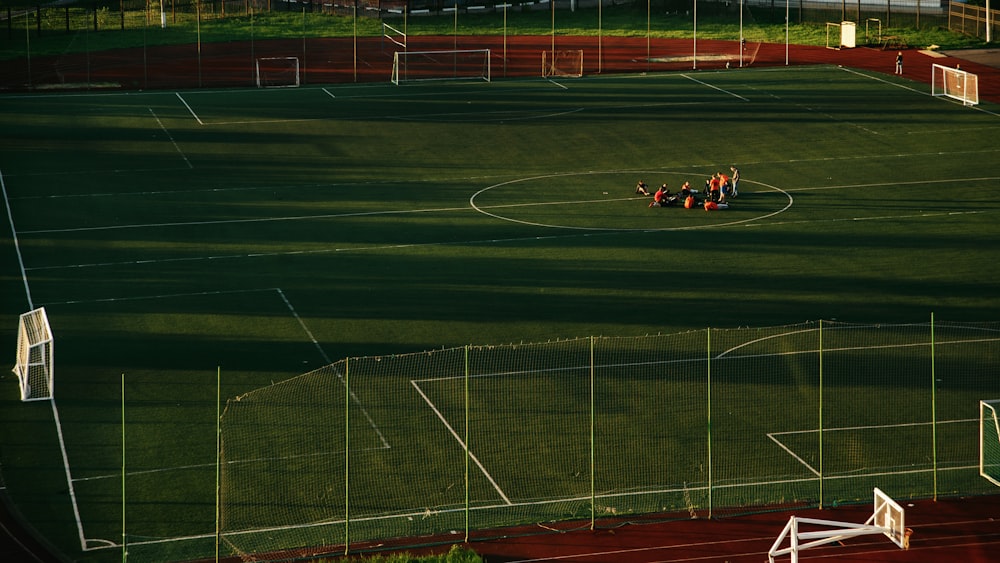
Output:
[[410, 380, 512, 505], [175, 92, 203, 125], [680, 73, 750, 101], [148, 107, 193, 169], [768, 418, 978, 477], [0, 169, 32, 307], [3, 169, 91, 551], [42, 286, 389, 550]]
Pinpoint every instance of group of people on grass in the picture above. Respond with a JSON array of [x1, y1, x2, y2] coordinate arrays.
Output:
[[634, 166, 740, 211]]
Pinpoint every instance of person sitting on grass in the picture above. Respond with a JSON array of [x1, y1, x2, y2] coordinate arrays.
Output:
[[635, 179, 650, 196], [649, 184, 679, 207]]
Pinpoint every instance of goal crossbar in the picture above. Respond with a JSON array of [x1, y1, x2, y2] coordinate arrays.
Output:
[[542, 49, 584, 78], [391, 49, 491, 85], [255, 57, 300, 88]]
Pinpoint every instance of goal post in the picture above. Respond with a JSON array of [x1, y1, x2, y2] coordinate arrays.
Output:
[[12, 307, 54, 402], [542, 49, 584, 78], [255, 57, 300, 88], [980, 400, 1000, 486], [390, 49, 491, 85], [932, 63, 979, 106]]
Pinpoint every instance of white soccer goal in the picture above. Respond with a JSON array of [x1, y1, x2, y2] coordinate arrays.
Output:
[[932, 63, 979, 106], [980, 400, 1000, 486], [12, 307, 54, 402], [825, 21, 856, 49], [542, 49, 584, 78], [255, 57, 300, 88], [391, 49, 491, 85], [768, 488, 908, 562]]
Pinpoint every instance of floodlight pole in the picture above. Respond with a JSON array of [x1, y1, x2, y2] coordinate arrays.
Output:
[[598, 0, 603, 73], [988, 0, 992, 43], [785, 0, 789, 65], [692, 0, 697, 70], [739, 0, 744, 67]]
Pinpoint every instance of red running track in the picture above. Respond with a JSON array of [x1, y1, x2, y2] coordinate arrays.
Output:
[[1, 36, 998, 105], [469, 495, 1000, 563]]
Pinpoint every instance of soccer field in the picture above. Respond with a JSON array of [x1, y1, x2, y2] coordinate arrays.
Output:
[[2, 66, 1000, 562]]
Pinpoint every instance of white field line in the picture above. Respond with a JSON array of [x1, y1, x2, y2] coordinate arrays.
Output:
[[409, 379, 512, 505], [148, 107, 193, 169], [275, 288, 390, 449], [838, 65, 1000, 119], [16, 171, 999, 272], [0, 169, 33, 307], [175, 92, 203, 125], [44, 287, 391, 450], [75, 442, 387, 484], [680, 73, 749, 101], [412, 334, 1000, 386], [4, 169, 89, 551], [50, 400, 91, 550], [768, 418, 978, 477]]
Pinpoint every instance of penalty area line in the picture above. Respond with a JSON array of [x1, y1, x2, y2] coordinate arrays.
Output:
[[680, 73, 749, 101], [149, 108, 193, 169], [175, 92, 203, 125], [410, 379, 513, 505]]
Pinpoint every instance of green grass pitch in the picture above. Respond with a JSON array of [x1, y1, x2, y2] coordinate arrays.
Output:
[[2, 66, 1000, 561]]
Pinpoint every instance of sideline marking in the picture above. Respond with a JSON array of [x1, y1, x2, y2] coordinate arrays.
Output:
[[0, 169, 33, 307]]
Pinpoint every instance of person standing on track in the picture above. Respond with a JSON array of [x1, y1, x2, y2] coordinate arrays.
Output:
[[895, 52, 903, 75]]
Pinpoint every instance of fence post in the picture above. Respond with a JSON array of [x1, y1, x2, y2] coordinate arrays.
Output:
[[818, 320, 824, 509], [706, 327, 713, 519], [589, 335, 596, 530], [343, 357, 350, 556], [464, 345, 471, 542], [931, 312, 938, 501]]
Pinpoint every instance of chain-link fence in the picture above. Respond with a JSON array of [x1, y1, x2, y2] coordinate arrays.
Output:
[[201, 320, 1000, 561]]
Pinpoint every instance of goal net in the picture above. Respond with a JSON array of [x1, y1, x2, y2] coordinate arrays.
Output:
[[391, 49, 491, 85], [932, 63, 979, 106], [12, 307, 54, 402], [981, 400, 1000, 486], [542, 49, 583, 78], [255, 57, 300, 88]]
